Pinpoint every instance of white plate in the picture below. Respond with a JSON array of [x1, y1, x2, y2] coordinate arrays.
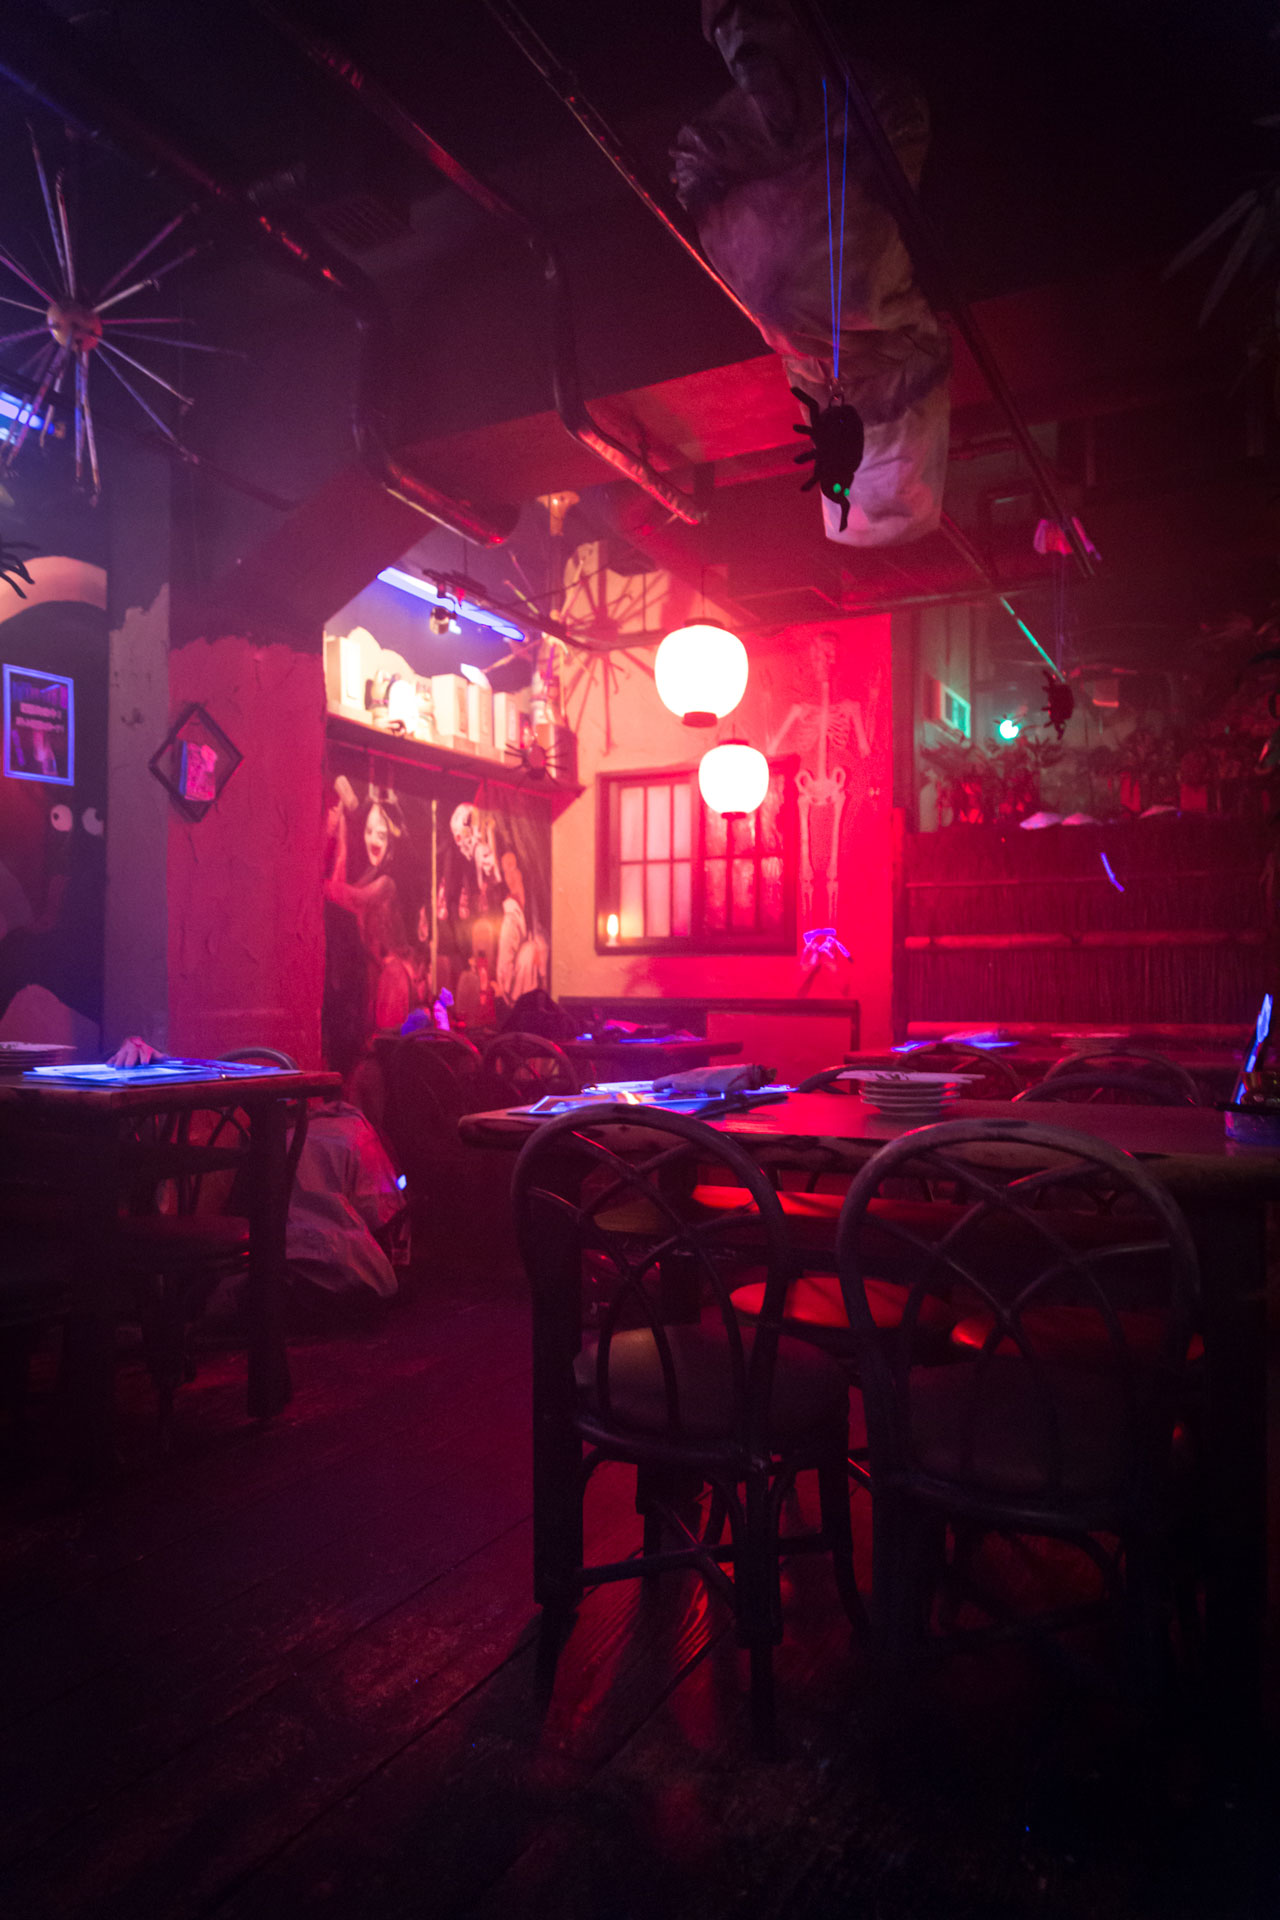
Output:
[[842, 1070, 979, 1087]]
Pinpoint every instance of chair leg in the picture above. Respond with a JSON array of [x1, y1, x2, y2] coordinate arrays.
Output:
[[818, 1453, 868, 1634], [532, 1423, 584, 1613], [749, 1643, 778, 1759], [735, 1469, 782, 1756]]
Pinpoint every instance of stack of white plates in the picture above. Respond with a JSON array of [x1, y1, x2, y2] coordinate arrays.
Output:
[[843, 1069, 976, 1124], [0, 1042, 77, 1075]]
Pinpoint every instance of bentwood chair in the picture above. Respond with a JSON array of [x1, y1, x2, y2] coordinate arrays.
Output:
[[1038, 1050, 1203, 1105], [118, 1050, 310, 1445], [481, 1030, 580, 1104], [513, 1104, 863, 1750], [832, 1119, 1200, 1695], [1017, 1070, 1199, 1109]]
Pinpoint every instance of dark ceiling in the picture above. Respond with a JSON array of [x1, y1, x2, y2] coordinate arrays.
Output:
[[1, 0, 1277, 644]]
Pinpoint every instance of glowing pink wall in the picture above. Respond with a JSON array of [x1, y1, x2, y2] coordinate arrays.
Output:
[[552, 615, 895, 1048], [166, 632, 326, 1065]]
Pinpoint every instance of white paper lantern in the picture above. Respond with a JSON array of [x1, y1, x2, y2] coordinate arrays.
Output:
[[654, 623, 749, 726], [698, 741, 770, 818]]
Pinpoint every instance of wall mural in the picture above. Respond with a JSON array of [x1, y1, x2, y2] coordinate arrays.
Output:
[[323, 742, 551, 1074]]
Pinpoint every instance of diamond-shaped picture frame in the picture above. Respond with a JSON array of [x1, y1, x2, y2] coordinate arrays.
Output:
[[149, 703, 243, 822]]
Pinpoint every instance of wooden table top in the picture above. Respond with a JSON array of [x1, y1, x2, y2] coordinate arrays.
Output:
[[460, 1090, 1280, 1202], [0, 1065, 340, 1117]]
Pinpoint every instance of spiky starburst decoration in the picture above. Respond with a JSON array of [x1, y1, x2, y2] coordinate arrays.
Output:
[[0, 131, 216, 497]]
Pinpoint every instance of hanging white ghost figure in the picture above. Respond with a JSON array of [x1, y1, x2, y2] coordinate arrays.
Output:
[[672, 1, 950, 547]]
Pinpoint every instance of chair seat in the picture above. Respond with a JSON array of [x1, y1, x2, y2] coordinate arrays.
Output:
[[118, 1213, 250, 1264], [730, 1268, 956, 1343], [902, 1357, 1140, 1501], [691, 1183, 843, 1253], [951, 1303, 1203, 1368], [573, 1323, 849, 1445]]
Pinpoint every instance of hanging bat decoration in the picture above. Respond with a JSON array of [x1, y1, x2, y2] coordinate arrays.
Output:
[[791, 388, 865, 533], [1041, 671, 1076, 739]]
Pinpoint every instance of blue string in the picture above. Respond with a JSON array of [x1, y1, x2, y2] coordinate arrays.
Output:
[[834, 80, 849, 383], [822, 76, 852, 386], [822, 76, 839, 384]]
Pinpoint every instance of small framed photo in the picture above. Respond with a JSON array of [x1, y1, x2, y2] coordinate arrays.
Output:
[[3, 664, 74, 786]]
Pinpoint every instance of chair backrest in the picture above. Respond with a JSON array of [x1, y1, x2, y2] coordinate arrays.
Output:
[[221, 1046, 300, 1071], [136, 1057, 312, 1219], [1042, 1048, 1202, 1105], [834, 1117, 1199, 1516], [1017, 1070, 1198, 1108], [380, 1029, 488, 1195], [513, 1104, 798, 1458], [482, 1030, 580, 1103]]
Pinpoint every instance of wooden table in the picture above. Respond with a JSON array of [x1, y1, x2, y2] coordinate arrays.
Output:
[[0, 1064, 339, 1474], [562, 1035, 743, 1081], [462, 1089, 1280, 1762]]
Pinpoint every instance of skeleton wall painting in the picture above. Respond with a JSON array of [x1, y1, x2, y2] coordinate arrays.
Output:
[[674, 1, 950, 546]]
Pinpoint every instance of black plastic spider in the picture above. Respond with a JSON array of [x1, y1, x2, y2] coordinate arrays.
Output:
[[0, 540, 35, 598], [504, 735, 574, 787], [1041, 671, 1076, 738], [791, 387, 865, 532]]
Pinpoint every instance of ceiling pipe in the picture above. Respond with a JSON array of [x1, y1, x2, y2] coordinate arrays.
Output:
[[0, 1, 515, 547], [787, 0, 1097, 581], [254, 3, 704, 529], [481, 0, 760, 332]]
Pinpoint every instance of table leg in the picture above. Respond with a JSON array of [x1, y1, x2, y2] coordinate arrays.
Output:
[[1186, 1199, 1269, 1775], [63, 1119, 121, 1487], [245, 1100, 292, 1420]]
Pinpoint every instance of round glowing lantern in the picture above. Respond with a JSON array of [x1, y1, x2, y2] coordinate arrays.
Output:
[[698, 741, 770, 819], [654, 622, 749, 727]]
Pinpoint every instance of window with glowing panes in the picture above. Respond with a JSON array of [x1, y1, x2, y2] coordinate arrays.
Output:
[[597, 766, 794, 952]]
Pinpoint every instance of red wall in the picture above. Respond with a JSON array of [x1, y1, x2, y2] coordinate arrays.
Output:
[[552, 614, 895, 1048], [166, 632, 327, 1065]]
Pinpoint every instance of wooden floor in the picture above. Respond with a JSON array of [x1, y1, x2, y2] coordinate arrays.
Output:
[[0, 1246, 1275, 1920]]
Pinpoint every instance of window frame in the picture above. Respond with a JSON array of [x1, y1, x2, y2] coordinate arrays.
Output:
[[595, 759, 798, 956]]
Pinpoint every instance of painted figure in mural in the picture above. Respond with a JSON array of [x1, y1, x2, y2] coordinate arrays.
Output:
[[496, 847, 548, 1005], [437, 796, 552, 1016], [673, 1, 949, 546], [323, 775, 429, 1059], [448, 801, 503, 920]]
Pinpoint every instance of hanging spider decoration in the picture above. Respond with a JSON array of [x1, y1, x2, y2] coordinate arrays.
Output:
[[0, 539, 34, 598], [1041, 671, 1076, 739], [0, 130, 218, 498], [791, 386, 865, 532]]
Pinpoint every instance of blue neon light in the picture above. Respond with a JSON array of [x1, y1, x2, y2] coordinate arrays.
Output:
[[1245, 991, 1273, 1073], [0, 388, 49, 437], [1099, 852, 1125, 893], [377, 567, 525, 643]]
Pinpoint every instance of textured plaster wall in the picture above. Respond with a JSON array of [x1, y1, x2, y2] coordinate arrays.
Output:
[[552, 615, 895, 1049], [105, 583, 171, 1050], [167, 634, 326, 1065]]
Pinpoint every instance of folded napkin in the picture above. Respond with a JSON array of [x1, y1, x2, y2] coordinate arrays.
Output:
[[653, 1063, 775, 1095]]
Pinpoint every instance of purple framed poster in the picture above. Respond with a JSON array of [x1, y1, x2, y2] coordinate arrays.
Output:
[[3, 663, 74, 786]]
